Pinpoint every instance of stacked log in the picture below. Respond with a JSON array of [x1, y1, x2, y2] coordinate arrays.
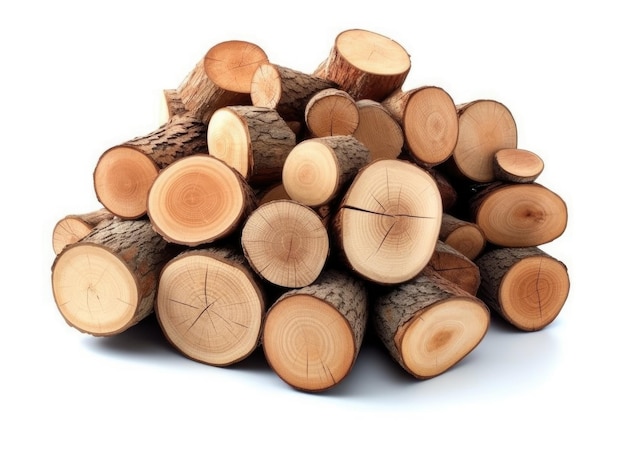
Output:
[[50, 28, 570, 393]]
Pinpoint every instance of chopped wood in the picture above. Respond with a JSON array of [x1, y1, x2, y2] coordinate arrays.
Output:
[[429, 168, 458, 212], [52, 209, 115, 255], [439, 213, 486, 260], [155, 245, 266, 366], [262, 268, 368, 392], [372, 267, 490, 379], [241, 199, 329, 288], [476, 246, 570, 331], [304, 88, 360, 137], [159, 89, 187, 123], [493, 148, 544, 183], [352, 99, 404, 162], [428, 240, 481, 296]]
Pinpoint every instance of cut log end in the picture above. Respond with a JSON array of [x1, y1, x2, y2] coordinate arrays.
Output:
[[336, 29, 411, 76], [493, 148, 544, 183], [203, 40, 269, 94], [353, 99, 403, 161], [207, 107, 252, 179], [249, 63, 282, 109], [305, 88, 359, 137]]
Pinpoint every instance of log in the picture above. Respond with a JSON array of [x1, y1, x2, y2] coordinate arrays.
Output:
[[331, 158, 442, 285], [52, 209, 115, 255], [159, 89, 187, 124], [250, 63, 337, 122], [93, 114, 208, 219], [207, 105, 296, 185], [382, 86, 459, 167], [429, 168, 458, 212], [447, 99, 518, 183], [439, 212, 486, 260], [241, 199, 330, 288], [470, 182, 568, 247], [282, 135, 370, 207], [147, 154, 257, 246], [51, 218, 174, 336], [428, 240, 481, 296], [313, 29, 411, 101], [493, 148, 544, 183], [304, 88, 360, 137], [475, 246, 570, 331], [262, 268, 368, 392], [372, 267, 490, 379], [176, 40, 269, 124], [155, 245, 266, 366], [352, 99, 404, 162]]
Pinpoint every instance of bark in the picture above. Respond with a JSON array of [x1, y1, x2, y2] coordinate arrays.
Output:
[[52, 209, 115, 255]]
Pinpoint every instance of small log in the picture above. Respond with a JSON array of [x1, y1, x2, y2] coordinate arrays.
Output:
[[241, 199, 330, 288], [93, 114, 208, 219], [282, 135, 370, 207], [155, 245, 266, 366], [51, 218, 174, 336], [262, 268, 368, 392], [447, 99, 518, 183], [176, 40, 269, 124], [207, 105, 296, 185], [372, 267, 490, 379], [428, 240, 481, 296], [250, 63, 337, 122], [352, 99, 404, 162], [313, 28, 411, 101], [159, 89, 187, 124], [476, 246, 570, 331], [470, 182, 568, 247], [493, 148, 544, 183], [304, 88, 360, 137], [332, 158, 442, 285], [439, 213, 486, 260], [52, 209, 115, 255], [147, 155, 257, 246], [382, 86, 459, 167]]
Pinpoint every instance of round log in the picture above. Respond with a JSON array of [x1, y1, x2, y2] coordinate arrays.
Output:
[[52, 209, 115, 255], [304, 88, 360, 137], [493, 148, 544, 183], [352, 99, 404, 162]]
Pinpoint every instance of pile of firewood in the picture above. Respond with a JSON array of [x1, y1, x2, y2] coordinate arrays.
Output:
[[50, 29, 570, 392]]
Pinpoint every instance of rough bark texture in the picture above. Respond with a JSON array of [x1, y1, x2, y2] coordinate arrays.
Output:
[[161, 89, 187, 121]]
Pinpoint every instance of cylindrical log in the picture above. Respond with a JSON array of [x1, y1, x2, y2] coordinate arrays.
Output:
[[352, 99, 404, 162], [493, 148, 544, 183], [304, 88, 360, 137], [262, 268, 368, 392], [159, 89, 187, 124], [439, 213, 486, 261], [52, 209, 115, 255], [475, 246, 570, 331], [428, 240, 481, 296]]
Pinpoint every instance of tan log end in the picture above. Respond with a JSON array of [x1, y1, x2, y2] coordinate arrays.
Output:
[[203, 40, 269, 94], [353, 99, 403, 161], [493, 148, 545, 183], [52, 209, 115, 255], [439, 213, 486, 261], [305, 88, 360, 137]]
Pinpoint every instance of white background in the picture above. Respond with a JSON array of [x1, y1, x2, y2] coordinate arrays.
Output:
[[2, 1, 624, 460]]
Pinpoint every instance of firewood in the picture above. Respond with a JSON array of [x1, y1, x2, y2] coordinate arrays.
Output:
[[372, 267, 490, 379], [313, 28, 411, 101], [52, 209, 115, 255], [447, 99, 518, 183], [155, 245, 266, 366], [382, 86, 459, 167], [470, 182, 568, 247], [147, 155, 257, 246], [493, 148, 544, 183], [257, 182, 290, 205], [332, 158, 442, 285], [207, 105, 296, 185], [250, 63, 337, 122], [282, 135, 370, 207], [352, 99, 404, 162], [176, 40, 269, 124], [439, 213, 486, 260], [428, 240, 481, 296], [241, 199, 330, 288], [304, 88, 360, 137], [93, 113, 208, 219], [159, 89, 187, 123], [429, 168, 458, 212], [262, 268, 368, 392], [475, 246, 570, 331], [51, 218, 175, 336]]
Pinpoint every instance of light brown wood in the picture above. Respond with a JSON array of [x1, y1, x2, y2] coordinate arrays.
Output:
[[493, 148, 544, 183], [207, 105, 296, 185], [262, 268, 368, 392], [177, 40, 268, 124], [313, 29, 411, 101], [159, 89, 187, 124], [51, 218, 174, 336], [382, 86, 459, 167], [352, 99, 404, 162], [257, 182, 290, 205], [428, 240, 481, 296], [476, 246, 570, 331], [147, 155, 257, 246], [372, 267, 490, 379], [449, 99, 518, 182], [332, 158, 442, 284], [241, 199, 330, 288], [304, 88, 360, 137], [439, 213, 486, 260], [52, 209, 115, 255], [470, 182, 567, 247], [93, 114, 208, 219], [282, 135, 370, 207], [155, 245, 266, 366]]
